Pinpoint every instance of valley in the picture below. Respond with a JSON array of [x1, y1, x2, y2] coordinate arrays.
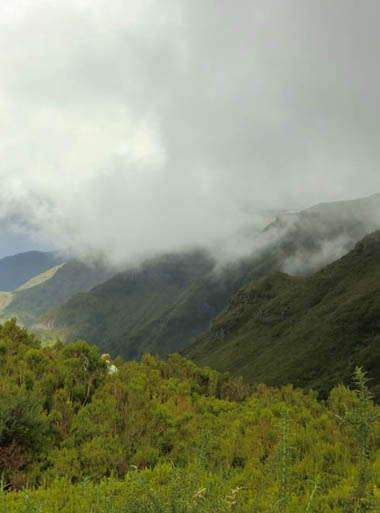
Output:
[[33, 193, 380, 374], [2, 2, 380, 509]]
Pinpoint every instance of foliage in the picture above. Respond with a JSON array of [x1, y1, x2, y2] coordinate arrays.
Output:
[[1, 321, 380, 511]]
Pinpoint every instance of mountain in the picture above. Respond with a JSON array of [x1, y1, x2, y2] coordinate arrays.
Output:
[[39, 252, 271, 359], [38, 193, 380, 360], [38, 194, 380, 359], [0, 260, 114, 329], [261, 192, 380, 274], [37, 251, 215, 358], [0, 250, 63, 291], [184, 231, 380, 397]]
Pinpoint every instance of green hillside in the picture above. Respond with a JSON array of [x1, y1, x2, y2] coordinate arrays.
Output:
[[39, 194, 380, 360], [0, 260, 114, 327], [38, 251, 215, 358], [36, 252, 283, 359], [185, 231, 380, 397]]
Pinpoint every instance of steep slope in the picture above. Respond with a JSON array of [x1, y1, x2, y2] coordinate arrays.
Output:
[[0, 260, 114, 327], [0, 292, 13, 310], [15, 263, 64, 291], [128, 191, 380, 356], [39, 193, 380, 360], [262, 192, 380, 274], [185, 231, 380, 397], [0, 250, 63, 291], [38, 251, 215, 359]]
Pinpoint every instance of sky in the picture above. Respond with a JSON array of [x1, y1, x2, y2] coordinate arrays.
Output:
[[0, 230, 44, 259], [1, 0, 380, 263]]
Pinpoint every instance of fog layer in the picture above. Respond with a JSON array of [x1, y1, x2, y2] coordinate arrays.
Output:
[[1, 1, 380, 264]]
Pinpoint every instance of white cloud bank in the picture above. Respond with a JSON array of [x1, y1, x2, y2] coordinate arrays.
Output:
[[1, 0, 380, 264]]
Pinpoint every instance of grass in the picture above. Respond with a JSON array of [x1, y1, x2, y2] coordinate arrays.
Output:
[[15, 264, 65, 291], [0, 291, 13, 310]]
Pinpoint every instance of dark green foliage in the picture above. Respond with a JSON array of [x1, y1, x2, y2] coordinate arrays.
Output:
[[0, 393, 42, 449], [185, 231, 380, 397]]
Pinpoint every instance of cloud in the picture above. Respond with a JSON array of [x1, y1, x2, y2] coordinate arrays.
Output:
[[282, 235, 353, 276], [1, 0, 380, 264]]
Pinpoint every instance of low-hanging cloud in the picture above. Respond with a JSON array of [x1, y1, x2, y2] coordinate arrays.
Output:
[[1, 0, 380, 265]]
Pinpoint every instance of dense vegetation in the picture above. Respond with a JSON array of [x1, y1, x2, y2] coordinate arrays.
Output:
[[185, 231, 380, 398], [2, 321, 380, 511]]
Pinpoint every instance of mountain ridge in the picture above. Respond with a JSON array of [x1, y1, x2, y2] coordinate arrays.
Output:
[[0, 259, 115, 329], [0, 250, 64, 291], [184, 230, 380, 397], [37, 193, 380, 360]]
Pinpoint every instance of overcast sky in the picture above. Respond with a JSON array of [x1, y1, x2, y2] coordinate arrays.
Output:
[[1, 0, 380, 262]]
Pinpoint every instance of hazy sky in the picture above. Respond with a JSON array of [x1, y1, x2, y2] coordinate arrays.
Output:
[[1, 0, 380, 262]]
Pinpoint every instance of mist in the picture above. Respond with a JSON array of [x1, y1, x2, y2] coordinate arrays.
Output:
[[1, 0, 380, 265]]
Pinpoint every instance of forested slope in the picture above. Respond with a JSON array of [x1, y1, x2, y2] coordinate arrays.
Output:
[[185, 231, 380, 397]]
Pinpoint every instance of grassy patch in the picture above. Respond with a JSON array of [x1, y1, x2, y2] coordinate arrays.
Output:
[[15, 263, 65, 291]]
